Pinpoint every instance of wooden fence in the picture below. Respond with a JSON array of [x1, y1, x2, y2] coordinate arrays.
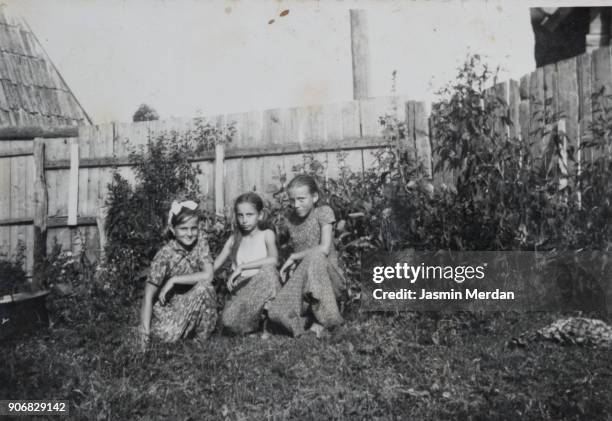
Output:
[[3, 44, 612, 277]]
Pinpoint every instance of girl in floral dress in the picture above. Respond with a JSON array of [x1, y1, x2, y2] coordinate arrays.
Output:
[[139, 200, 217, 350], [268, 175, 346, 337], [214, 192, 281, 336]]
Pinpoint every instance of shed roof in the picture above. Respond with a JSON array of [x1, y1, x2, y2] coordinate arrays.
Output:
[[0, 5, 91, 127]]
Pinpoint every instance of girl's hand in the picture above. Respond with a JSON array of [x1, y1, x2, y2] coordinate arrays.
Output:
[[159, 278, 175, 305], [227, 267, 242, 292], [280, 256, 296, 284]]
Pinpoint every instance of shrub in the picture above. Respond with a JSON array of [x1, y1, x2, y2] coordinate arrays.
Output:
[[0, 242, 28, 296], [102, 120, 234, 301]]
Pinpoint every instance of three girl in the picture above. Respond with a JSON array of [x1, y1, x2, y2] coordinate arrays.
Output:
[[140, 174, 345, 347]]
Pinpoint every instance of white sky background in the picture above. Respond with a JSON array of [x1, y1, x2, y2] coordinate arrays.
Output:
[[7, 0, 548, 124]]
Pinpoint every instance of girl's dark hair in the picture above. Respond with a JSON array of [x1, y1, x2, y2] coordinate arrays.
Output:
[[287, 174, 324, 206], [287, 174, 320, 195], [230, 192, 272, 261]]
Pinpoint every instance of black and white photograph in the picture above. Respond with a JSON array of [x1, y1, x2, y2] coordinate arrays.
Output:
[[1, 1, 612, 419]]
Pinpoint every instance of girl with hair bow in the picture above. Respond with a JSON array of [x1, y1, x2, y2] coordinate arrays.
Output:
[[139, 200, 217, 351]]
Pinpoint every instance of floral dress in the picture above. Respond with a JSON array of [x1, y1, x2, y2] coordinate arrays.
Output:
[[267, 205, 346, 336], [147, 234, 217, 342]]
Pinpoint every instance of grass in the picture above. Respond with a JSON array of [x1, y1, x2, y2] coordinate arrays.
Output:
[[2, 292, 612, 420]]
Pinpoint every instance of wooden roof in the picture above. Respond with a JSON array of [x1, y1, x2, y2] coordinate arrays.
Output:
[[0, 5, 91, 127]]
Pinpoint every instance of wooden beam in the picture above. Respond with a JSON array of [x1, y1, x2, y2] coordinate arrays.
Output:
[[67, 139, 79, 226], [32, 138, 47, 290], [0, 146, 33, 158], [0, 125, 79, 140], [0, 215, 97, 228], [350, 9, 371, 100], [48, 216, 97, 228], [214, 143, 225, 215], [96, 206, 108, 264], [42, 137, 391, 170]]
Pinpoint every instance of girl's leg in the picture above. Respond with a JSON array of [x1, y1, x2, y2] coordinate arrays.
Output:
[[222, 264, 280, 335], [300, 251, 343, 329]]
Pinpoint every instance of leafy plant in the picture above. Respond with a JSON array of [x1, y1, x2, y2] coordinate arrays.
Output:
[[0, 242, 28, 296], [102, 119, 235, 300]]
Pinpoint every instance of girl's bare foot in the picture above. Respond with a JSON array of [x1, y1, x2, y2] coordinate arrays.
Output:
[[309, 322, 329, 339], [261, 318, 270, 339]]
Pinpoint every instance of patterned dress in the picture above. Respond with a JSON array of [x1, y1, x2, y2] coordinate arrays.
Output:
[[221, 231, 282, 335], [267, 205, 346, 336], [147, 234, 217, 342]]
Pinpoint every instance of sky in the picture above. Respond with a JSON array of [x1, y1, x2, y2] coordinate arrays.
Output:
[[5, 0, 577, 124]]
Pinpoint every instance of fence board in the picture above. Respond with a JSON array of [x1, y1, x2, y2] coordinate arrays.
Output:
[[519, 74, 531, 144], [77, 126, 91, 218], [556, 57, 579, 161], [493, 82, 509, 137], [543, 62, 558, 125], [360, 96, 404, 138], [321, 102, 344, 143], [10, 153, 27, 269], [529, 68, 545, 156], [264, 107, 294, 145], [509, 79, 520, 139], [414, 101, 432, 177], [577, 52, 593, 163], [0, 153, 11, 255], [591, 46, 612, 160]]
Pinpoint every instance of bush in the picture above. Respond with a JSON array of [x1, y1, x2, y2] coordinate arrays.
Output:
[[102, 120, 235, 301], [0, 242, 28, 296]]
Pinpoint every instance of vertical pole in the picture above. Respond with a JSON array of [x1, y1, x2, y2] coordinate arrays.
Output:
[[350, 9, 371, 100], [96, 205, 107, 265], [67, 138, 79, 226], [587, 7, 607, 53], [32, 138, 47, 290], [214, 143, 225, 216]]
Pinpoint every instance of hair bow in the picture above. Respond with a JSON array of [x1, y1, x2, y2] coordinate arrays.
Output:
[[168, 200, 198, 225]]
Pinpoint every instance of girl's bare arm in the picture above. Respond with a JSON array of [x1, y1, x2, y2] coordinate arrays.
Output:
[[213, 236, 233, 272], [140, 282, 159, 334], [167, 261, 214, 286]]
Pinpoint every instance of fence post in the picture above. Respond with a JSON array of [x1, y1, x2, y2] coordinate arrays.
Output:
[[214, 143, 225, 215], [96, 205, 107, 265], [67, 138, 79, 226], [32, 138, 47, 290]]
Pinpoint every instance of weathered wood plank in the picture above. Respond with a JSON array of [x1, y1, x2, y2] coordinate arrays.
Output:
[[214, 143, 224, 215], [67, 138, 79, 226], [577, 51, 593, 163], [0, 125, 78, 140], [44, 137, 391, 170], [0, 145, 32, 158], [9, 152, 26, 272], [529, 68, 545, 157], [32, 138, 47, 287], [509, 79, 520, 139], [414, 101, 432, 177], [591, 46, 612, 161], [556, 57, 579, 162], [519, 74, 531, 147]]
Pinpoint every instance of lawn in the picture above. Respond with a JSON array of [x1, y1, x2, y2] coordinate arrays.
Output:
[[2, 293, 611, 420]]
